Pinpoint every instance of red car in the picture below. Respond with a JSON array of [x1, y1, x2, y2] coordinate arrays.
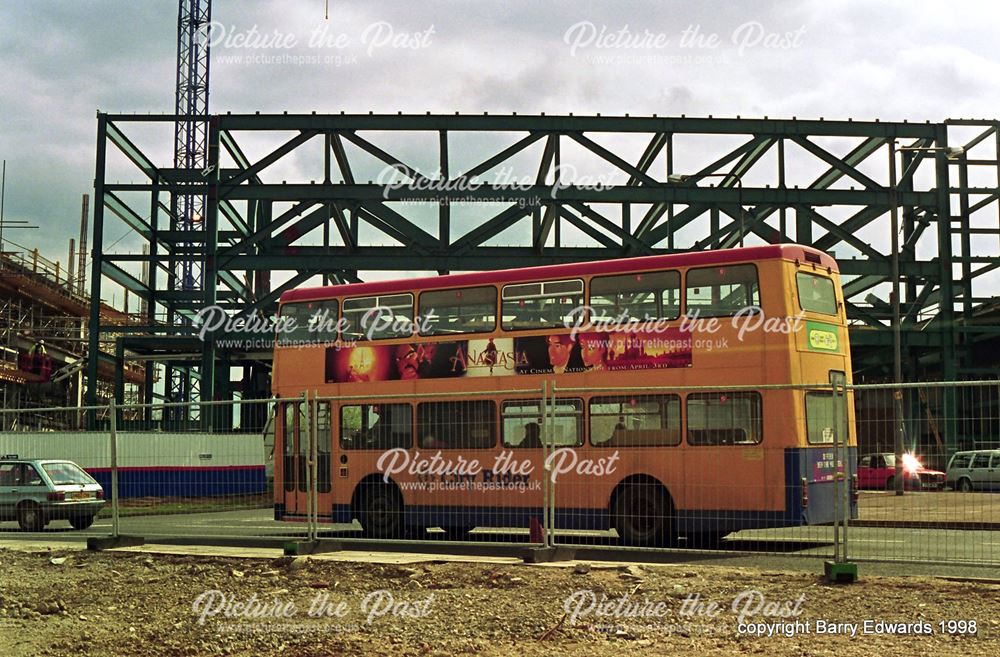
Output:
[[857, 453, 945, 490]]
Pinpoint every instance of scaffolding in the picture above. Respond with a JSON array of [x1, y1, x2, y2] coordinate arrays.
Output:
[[0, 237, 145, 427]]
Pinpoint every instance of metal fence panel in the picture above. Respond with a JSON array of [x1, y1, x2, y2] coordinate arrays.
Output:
[[848, 380, 1000, 565], [1, 381, 997, 567]]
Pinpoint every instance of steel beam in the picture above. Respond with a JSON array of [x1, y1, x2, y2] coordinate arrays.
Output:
[[89, 112, 1000, 408]]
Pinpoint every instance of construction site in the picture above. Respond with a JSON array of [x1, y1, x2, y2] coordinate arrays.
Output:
[[1, 2, 998, 456], [0, 197, 145, 428]]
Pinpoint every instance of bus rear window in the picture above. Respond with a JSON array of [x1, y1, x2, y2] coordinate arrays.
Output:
[[687, 392, 762, 445], [796, 272, 837, 315], [277, 300, 339, 344], [590, 270, 680, 322], [502, 279, 584, 330], [805, 392, 835, 444], [419, 286, 497, 336], [686, 265, 760, 317], [590, 395, 681, 447], [343, 294, 414, 341]]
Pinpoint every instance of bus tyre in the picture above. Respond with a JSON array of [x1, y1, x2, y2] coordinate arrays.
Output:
[[17, 502, 46, 532], [613, 483, 673, 547], [359, 484, 404, 539], [69, 515, 95, 530], [958, 478, 973, 493]]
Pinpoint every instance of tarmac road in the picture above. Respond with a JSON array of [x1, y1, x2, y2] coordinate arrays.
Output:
[[3, 506, 998, 567]]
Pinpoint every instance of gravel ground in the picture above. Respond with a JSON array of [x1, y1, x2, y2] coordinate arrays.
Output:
[[1, 547, 998, 656]]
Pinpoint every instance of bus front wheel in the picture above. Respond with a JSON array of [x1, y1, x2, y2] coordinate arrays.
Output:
[[612, 482, 674, 547], [358, 483, 404, 539]]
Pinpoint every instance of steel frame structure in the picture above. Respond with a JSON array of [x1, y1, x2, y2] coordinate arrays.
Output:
[[88, 113, 1000, 435]]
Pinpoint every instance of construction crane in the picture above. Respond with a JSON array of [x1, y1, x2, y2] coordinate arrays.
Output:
[[170, 0, 212, 406]]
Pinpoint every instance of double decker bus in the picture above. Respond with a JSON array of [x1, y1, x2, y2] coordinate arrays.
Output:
[[271, 244, 856, 545]]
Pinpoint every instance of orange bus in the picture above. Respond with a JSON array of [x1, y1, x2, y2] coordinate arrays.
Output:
[[271, 244, 856, 545]]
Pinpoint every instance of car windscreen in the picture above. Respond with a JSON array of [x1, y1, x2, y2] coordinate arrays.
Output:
[[42, 462, 97, 486]]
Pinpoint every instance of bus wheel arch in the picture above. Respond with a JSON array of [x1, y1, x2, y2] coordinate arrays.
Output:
[[352, 474, 405, 539], [609, 475, 676, 547]]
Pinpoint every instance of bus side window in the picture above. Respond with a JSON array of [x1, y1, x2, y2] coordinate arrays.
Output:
[[589, 395, 680, 447], [501, 279, 584, 330], [343, 294, 414, 341], [590, 270, 681, 322], [340, 404, 412, 450], [685, 264, 760, 317], [502, 400, 543, 448], [500, 399, 582, 448], [418, 286, 497, 336], [418, 400, 496, 450], [686, 392, 762, 446]]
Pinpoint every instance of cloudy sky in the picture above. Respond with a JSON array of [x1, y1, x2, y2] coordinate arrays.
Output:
[[1, 0, 999, 270]]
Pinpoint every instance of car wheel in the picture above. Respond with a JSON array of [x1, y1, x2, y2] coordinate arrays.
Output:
[[613, 482, 674, 547], [958, 478, 974, 493], [69, 515, 95, 530], [885, 475, 895, 491], [17, 502, 46, 532]]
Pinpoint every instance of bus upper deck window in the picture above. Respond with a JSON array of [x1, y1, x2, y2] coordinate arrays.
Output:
[[501, 279, 584, 330], [277, 299, 339, 345], [796, 272, 837, 315], [343, 294, 414, 341], [685, 264, 760, 318], [590, 270, 680, 322], [419, 286, 497, 336]]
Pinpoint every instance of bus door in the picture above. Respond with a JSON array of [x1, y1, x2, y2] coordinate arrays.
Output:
[[315, 402, 332, 521], [280, 400, 333, 520], [280, 401, 308, 518]]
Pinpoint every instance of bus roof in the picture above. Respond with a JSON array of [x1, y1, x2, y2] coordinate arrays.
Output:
[[280, 244, 837, 304]]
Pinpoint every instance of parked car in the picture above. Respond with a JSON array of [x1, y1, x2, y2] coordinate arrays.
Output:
[[856, 452, 945, 490], [946, 449, 1000, 492], [0, 456, 105, 531]]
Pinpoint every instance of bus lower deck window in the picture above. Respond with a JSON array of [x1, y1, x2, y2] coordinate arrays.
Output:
[[686, 392, 762, 445]]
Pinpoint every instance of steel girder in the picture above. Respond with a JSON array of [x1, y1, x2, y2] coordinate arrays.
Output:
[[88, 113, 1000, 407]]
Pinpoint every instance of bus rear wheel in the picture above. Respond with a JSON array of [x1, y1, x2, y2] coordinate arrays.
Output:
[[359, 484, 404, 539], [612, 483, 674, 547]]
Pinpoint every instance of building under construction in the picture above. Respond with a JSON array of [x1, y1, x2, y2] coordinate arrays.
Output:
[[0, 198, 144, 429]]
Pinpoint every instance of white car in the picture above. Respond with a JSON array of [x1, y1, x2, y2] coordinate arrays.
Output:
[[0, 456, 105, 531], [946, 450, 1000, 492]]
